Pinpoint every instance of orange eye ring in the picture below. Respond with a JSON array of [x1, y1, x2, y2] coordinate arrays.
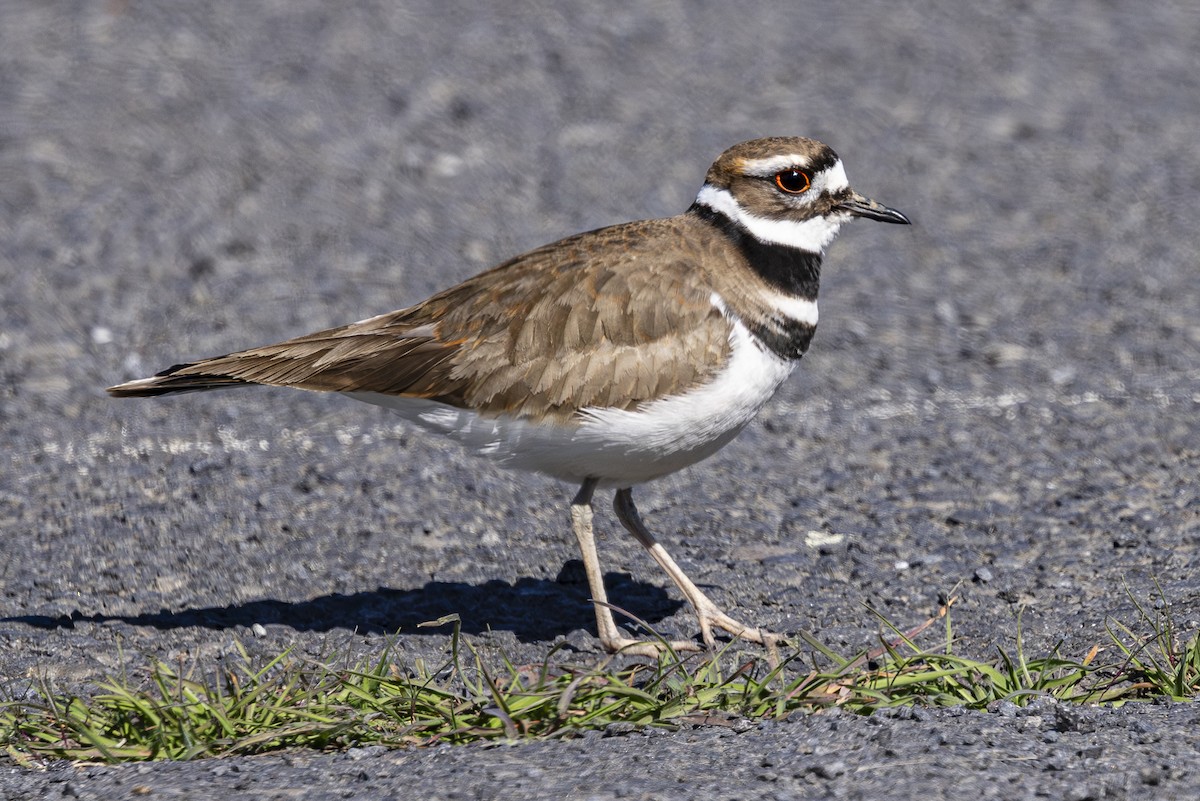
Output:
[[774, 168, 811, 194]]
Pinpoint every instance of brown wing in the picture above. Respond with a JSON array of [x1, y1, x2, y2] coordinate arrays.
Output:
[[108, 217, 733, 423]]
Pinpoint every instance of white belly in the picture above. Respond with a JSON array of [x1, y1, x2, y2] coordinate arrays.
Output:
[[348, 318, 795, 488]]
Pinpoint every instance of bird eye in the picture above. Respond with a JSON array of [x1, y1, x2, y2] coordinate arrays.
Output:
[[774, 168, 811, 194]]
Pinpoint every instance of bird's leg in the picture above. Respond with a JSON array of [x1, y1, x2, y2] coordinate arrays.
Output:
[[613, 487, 780, 658], [570, 479, 623, 647], [570, 480, 700, 657]]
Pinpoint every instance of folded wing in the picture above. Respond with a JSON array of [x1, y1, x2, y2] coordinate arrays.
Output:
[[108, 220, 733, 424]]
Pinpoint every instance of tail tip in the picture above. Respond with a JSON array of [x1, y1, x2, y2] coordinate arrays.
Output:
[[106, 376, 162, 397]]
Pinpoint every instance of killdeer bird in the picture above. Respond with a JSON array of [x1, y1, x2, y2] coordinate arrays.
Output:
[[109, 137, 909, 657]]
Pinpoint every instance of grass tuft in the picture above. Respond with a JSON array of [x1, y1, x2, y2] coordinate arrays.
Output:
[[3, 596, 1198, 764]]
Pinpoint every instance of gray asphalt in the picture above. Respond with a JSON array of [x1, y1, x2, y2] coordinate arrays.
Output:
[[3, 1, 1199, 799]]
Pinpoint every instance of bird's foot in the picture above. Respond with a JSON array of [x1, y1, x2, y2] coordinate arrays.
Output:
[[596, 606, 783, 665], [599, 634, 705, 658], [692, 599, 783, 666], [610, 488, 783, 666]]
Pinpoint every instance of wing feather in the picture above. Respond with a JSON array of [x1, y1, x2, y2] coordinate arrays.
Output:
[[108, 218, 734, 423]]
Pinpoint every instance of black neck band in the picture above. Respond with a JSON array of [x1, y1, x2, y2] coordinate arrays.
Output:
[[690, 202, 822, 299], [691, 202, 821, 360]]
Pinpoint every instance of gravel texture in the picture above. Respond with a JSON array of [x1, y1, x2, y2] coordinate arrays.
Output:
[[2, 1, 1199, 798], [3, 701, 1199, 800]]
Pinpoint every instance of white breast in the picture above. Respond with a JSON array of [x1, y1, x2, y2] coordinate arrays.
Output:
[[348, 298, 795, 488]]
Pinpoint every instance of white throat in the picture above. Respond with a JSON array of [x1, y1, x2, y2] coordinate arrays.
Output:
[[694, 184, 847, 253]]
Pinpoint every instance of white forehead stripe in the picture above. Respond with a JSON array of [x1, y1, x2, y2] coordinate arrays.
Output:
[[694, 184, 847, 253], [811, 159, 849, 194], [740, 153, 814, 176], [739, 157, 851, 198]]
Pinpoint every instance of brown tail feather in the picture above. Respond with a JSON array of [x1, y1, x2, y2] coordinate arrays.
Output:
[[106, 363, 252, 397]]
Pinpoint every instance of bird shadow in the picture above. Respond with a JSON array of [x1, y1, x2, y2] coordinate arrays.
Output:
[[2, 562, 685, 644]]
